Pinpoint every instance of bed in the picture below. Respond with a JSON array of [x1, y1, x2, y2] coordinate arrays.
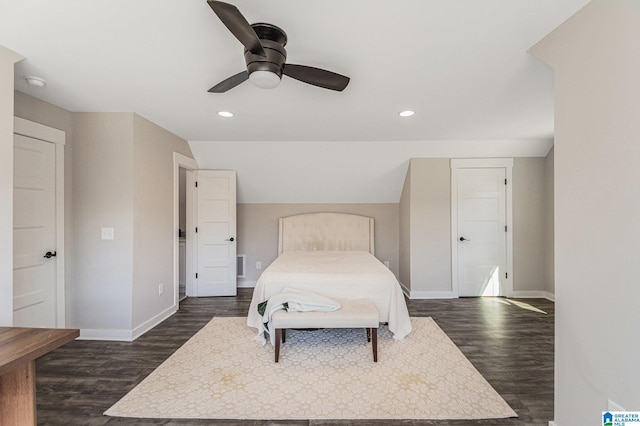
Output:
[[247, 212, 412, 341]]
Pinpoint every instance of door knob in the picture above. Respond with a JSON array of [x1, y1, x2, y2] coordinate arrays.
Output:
[[44, 251, 57, 259], [226, 237, 235, 242], [459, 237, 470, 242]]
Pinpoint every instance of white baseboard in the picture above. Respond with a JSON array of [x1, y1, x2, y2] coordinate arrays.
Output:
[[131, 305, 177, 341], [409, 290, 457, 299], [512, 290, 555, 301], [399, 282, 410, 298], [78, 304, 177, 342], [78, 328, 134, 341], [237, 280, 257, 288], [399, 282, 457, 299]]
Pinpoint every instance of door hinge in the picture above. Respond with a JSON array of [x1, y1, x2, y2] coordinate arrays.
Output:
[[195, 227, 198, 233], [505, 225, 507, 232], [195, 273, 198, 279], [505, 272, 508, 279], [505, 178, 507, 185], [195, 181, 198, 188]]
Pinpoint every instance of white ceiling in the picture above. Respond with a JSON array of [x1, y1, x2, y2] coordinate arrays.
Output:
[[1, 1, 588, 203]]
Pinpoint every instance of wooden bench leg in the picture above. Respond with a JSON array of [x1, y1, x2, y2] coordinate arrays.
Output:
[[372, 328, 378, 362], [275, 329, 281, 363], [366, 328, 371, 342]]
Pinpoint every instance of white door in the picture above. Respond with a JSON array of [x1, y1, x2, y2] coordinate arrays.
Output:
[[195, 170, 237, 296], [13, 134, 57, 327], [456, 167, 508, 297]]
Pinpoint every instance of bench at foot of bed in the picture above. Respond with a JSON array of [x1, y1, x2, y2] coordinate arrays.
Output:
[[271, 298, 379, 363]]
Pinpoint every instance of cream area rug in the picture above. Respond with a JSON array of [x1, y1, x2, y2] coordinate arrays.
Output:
[[105, 317, 517, 420]]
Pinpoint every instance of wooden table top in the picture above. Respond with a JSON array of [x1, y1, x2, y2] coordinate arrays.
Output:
[[0, 327, 79, 376]]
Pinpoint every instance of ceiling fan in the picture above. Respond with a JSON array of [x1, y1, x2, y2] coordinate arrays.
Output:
[[206, 0, 350, 93]]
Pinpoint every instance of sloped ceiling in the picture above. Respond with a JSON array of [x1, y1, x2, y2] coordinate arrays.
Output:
[[1, 0, 588, 202]]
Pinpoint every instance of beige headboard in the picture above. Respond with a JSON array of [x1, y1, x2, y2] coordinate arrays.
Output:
[[278, 213, 375, 255]]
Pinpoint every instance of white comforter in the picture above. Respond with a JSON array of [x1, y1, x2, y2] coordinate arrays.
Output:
[[247, 251, 412, 340]]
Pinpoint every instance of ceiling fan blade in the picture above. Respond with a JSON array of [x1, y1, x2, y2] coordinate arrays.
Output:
[[283, 64, 350, 91], [208, 71, 249, 93], [207, 0, 266, 57]]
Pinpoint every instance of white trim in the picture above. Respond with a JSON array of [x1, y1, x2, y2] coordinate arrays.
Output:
[[77, 328, 134, 341], [450, 158, 513, 298], [237, 280, 257, 288], [398, 282, 456, 299], [13, 117, 66, 327], [450, 164, 460, 297], [131, 305, 177, 340], [185, 170, 197, 296], [399, 281, 410, 297], [512, 290, 555, 301], [549, 421, 559, 426], [14, 116, 65, 145], [409, 290, 457, 299], [79, 305, 177, 341], [173, 153, 198, 305]]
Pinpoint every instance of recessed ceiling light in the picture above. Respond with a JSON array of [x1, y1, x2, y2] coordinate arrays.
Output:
[[398, 110, 415, 117], [217, 111, 234, 118], [25, 76, 46, 87]]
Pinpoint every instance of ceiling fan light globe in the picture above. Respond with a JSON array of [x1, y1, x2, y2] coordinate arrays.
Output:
[[249, 70, 281, 89]]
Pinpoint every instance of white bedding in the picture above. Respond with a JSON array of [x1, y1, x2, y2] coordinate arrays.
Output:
[[247, 251, 412, 340]]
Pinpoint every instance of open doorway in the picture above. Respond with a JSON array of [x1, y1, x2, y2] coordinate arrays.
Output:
[[173, 153, 197, 309]]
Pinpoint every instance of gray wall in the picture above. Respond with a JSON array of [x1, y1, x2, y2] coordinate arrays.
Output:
[[236, 203, 399, 285], [512, 157, 547, 293], [132, 115, 194, 328], [532, 0, 640, 423], [398, 162, 411, 288], [73, 113, 135, 331], [402, 158, 452, 295]]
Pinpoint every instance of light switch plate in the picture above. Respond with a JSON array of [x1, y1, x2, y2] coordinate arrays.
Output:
[[101, 227, 114, 240]]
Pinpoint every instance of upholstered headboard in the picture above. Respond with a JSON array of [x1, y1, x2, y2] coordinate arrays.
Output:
[[278, 213, 375, 255]]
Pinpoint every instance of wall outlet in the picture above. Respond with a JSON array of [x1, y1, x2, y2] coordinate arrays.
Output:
[[158, 283, 164, 296], [384, 260, 390, 268], [256, 261, 262, 270], [101, 227, 114, 240]]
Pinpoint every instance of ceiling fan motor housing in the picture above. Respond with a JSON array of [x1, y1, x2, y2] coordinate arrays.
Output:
[[245, 23, 287, 78]]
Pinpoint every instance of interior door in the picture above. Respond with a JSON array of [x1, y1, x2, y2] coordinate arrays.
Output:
[[195, 170, 237, 296], [13, 134, 57, 327], [456, 167, 507, 296]]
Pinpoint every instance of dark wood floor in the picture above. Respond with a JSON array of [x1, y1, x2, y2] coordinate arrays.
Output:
[[35, 289, 554, 426]]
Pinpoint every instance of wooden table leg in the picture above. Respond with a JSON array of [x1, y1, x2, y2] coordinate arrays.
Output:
[[0, 360, 36, 426], [372, 328, 378, 362], [275, 329, 281, 363]]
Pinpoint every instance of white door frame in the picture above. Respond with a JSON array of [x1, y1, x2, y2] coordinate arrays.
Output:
[[173, 152, 198, 305], [451, 158, 513, 297], [13, 117, 66, 326]]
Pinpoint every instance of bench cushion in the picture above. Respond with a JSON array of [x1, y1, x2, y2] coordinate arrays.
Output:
[[271, 298, 379, 329]]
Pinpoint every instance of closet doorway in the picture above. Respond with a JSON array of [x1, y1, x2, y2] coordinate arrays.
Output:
[[173, 153, 197, 308], [451, 158, 513, 297]]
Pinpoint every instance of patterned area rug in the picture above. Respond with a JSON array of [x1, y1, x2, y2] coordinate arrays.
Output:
[[105, 317, 516, 420]]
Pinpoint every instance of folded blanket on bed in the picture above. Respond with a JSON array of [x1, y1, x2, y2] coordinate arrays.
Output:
[[256, 287, 341, 346]]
